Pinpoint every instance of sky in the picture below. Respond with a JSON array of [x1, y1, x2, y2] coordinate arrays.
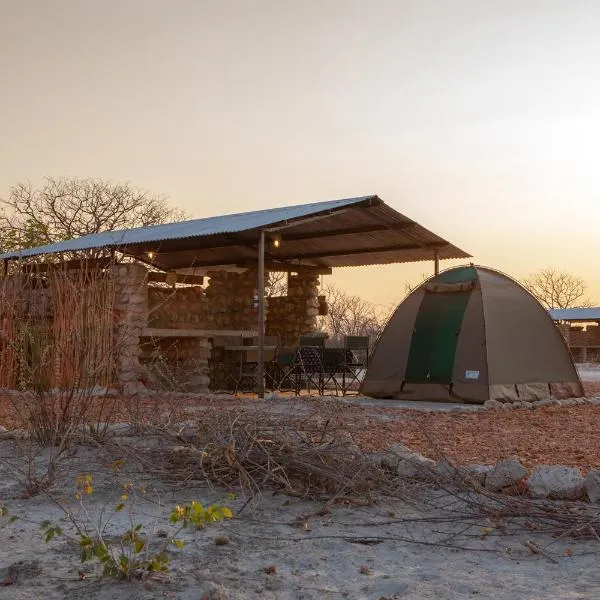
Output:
[[1, 0, 600, 309]]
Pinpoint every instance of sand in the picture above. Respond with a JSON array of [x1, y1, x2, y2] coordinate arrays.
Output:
[[2, 430, 600, 600]]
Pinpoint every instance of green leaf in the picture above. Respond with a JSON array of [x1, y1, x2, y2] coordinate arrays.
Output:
[[115, 503, 125, 512], [54, 527, 63, 536], [134, 540, 145, 554], [40, 520, 51, 529], [172, 539, 185, 549], [221, 507, 233, 518], [134, 524, 143, 532]]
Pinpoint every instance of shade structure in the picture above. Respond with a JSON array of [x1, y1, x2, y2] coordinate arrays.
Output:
[[361, 265, 583, 404]]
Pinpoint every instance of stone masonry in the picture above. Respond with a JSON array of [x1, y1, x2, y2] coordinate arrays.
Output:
[[265, 272, 320, 346]]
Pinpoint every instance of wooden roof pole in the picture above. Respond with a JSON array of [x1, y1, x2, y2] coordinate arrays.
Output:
[[257, 230, 266, 399]]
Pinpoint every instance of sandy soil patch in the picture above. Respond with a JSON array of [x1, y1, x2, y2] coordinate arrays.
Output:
[[2, 432, 600, 600]]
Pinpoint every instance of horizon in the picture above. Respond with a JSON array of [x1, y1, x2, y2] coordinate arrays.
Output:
[[1, 0, 599, 306]]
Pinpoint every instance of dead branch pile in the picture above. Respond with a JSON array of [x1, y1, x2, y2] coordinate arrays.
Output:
[[162, 404, 414, 502]]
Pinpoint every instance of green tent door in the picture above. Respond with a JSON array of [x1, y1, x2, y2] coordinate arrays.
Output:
[[404, 290, 471, 384]]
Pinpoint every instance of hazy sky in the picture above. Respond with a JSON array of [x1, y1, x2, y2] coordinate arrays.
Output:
[[2, 0, 600, 308]]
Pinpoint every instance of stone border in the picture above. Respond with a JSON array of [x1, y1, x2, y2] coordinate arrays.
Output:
[[483, 396, 600, 410], [374, 444, 600, 502]]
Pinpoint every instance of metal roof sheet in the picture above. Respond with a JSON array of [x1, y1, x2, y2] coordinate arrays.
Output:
[[548, 308, 600, 321], [0, 196, 367, 260], [0, 195, 471, 269]]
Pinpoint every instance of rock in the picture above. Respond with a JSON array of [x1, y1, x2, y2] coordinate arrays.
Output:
[[588, 397, 600, 405], [521, 401, 535, 410], [527, 466, 585, 500], [381, 444, 435, 478], [485, 456, 528, 491], [556, 398, 576, 407], [463, 464, 492, 485], [484, 399, 503, 410], [434, 459, 460, 481], [535, 398, 557, 408], [574, 397, 588, 405], [585, 470, 600, 503]]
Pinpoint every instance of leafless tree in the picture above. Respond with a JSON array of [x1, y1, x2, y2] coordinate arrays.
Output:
[[404, 272, 431, 295], [521, 268, 592, 309], [265, 271, 288, 298], [319, 285, 392, 345], [0, 177, 186, 252]]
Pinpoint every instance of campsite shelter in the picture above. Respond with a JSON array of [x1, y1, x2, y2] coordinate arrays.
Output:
[[0, 195, 469, 398], [361, 265, 583, 403]]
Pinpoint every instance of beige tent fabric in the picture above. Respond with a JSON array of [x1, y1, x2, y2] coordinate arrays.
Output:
[[450, 286, 489, 402], [478, 269, 581, 387], [360, 288, 424, 397], [360, 265, 583, 404]]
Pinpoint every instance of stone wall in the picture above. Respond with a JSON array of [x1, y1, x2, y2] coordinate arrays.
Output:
[[139, 336, 211, 392], [147, 269, 262, 332], [266, 273, 320, 346], [148, 285, 209, 329], [110, 263, 148, 395]]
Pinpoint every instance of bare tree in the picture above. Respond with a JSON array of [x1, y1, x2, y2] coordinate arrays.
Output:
[[0, 177, 186, 252], [521, 268, 592, 309], [404, 272, 430, 295], [265, 271, 288, 298], [319, 285, 392, 345]]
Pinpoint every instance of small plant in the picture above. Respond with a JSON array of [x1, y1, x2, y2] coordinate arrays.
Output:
[[42, 473, 233, 580]]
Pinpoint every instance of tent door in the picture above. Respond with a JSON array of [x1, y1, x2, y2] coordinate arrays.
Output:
[[404, 290, 472, 384]]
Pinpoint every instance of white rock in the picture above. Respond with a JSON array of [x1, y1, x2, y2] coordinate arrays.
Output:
[[383, 444, 435, 478], [463, 464, 492, 485], [535, 398, 557, 408], [527, 466, 585, 500], [585, 470, 600, 503], [558, 398, 577, 407], [434, 459, 459, 481], [485, 456, 528, 491], [521, 401, 535, 410], [484, 399, 503, 410], [588, 397, 600, 405]]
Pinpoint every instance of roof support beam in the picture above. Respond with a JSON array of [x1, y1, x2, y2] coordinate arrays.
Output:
[[272, 242, 449, 262]]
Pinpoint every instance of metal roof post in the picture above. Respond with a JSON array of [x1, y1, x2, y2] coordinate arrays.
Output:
[[257, 229, 266, 399], [434, 249, 440, 275]]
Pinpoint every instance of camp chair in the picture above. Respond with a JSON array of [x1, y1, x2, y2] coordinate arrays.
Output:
[[210, 335, 243, 392], [297, 336, 326, 395], [275, 347, 301, 394], [342, 336, 370, 394], [236, 335, 279, 393], [320, 347, 346, 395]]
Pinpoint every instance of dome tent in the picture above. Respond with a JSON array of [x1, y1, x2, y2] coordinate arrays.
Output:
[[361, 265, 583, 404]]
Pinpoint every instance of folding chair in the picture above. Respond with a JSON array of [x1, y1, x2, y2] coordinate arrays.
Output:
[[297, 335, 325, 395], [342, 335, 370, 394], [320, 347, 345, 395], [210, 335, 243, 392], [237, 335, 279, 393], [275, 347, 300, 394]]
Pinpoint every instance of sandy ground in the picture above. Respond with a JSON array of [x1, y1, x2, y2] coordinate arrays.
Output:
[[2, 432, 600, 600]]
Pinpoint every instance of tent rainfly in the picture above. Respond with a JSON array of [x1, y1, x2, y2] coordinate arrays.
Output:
[[361, 265, 583, 404]]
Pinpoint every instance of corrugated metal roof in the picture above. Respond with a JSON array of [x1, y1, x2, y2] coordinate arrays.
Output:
[[549, 308, 600, 321], [0, 196, 366, 260], [0, 195, 471, 269]]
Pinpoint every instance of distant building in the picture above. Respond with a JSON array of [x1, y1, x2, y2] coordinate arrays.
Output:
[[548, 308, 600, 362]]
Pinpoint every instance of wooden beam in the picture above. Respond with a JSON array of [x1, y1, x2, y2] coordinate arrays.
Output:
[[147, 271, 205, 285], [20, 257, 114, 273], [236, 260, 332, 275], [273, 242, 449, 262]]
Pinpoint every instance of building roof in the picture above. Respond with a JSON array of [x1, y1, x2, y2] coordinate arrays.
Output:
[[548, 307, 600, 322], [0, 195, 470, 271]]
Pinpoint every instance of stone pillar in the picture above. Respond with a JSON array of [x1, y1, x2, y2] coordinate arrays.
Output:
[[110, 263, 148, 395], [266, 272, 320, 345]]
